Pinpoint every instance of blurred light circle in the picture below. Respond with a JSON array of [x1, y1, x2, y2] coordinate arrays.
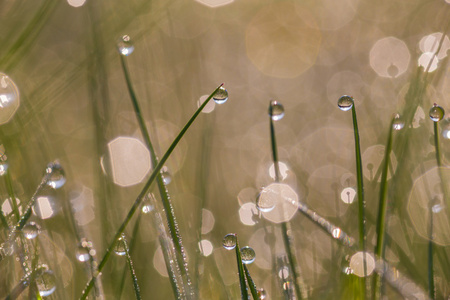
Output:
[[237, 187, 258, 206], [418, 52, 439, 72], [239, 202, 258, 226], [246, 3, 321, 78], [419, 32, 450, 60], [369, 37, 410, 78], [269, 162, 289, 181], [201, 209, 215, 234], [33, 196, 56, 219], [194, 0, 233, 8], [349, 252, 375, 277], [107, 137, 152, 187], [153, 246, 168, 277], [259, 183, 299, 223], [362, 144, 397, 182], [340, 187, 356, 204], [198, 240, 213, 257], [197, 94, 216, 113], [67, 0, 86, 7], [327, 70, 366, 106], [0, 73, 20, 125]]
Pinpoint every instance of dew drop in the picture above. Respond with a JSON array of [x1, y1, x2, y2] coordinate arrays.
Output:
[[114, 234, 127, 256], [76, 245, 91, 262], [141, 200, 154, 214], [343, 266, 353, 275], [23, 222, 41, 240], [0, 74, 19, 109], [161, 166, 172, 185], [429, 103, 445, 122], [222, 233, 237, 250], [213, 86, 228, 104], [256, 190, 275, 213], [1, 240, 14, 256], [36, 269, 56, 297], [441, 118, 450, 139], [117, 35, 134, 56], [392, 113, 405, 130], [46, 162, 66, 189], [337, 95, 354, 111], [268, 100, 285, 121], [240, 246, 256, 264], [257, 288, 267, 299], [0, 160, 8, 176]]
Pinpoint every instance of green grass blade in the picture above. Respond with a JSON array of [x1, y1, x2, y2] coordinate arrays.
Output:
[[120, 54, 193, 297], [4, 170, 20, 222], [428, 206, 435, 300], [121, 236, 142, 300], [79, 83, 223, 300], [243, 265, 258, 300], [351, 105, 367, 299], [234, 239, 249, 300], [372, 116, 395, 300]]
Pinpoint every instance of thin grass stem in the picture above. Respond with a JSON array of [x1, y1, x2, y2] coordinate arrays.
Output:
[[121, 236, 142, 300], [234, 239, 249, 300], [428, 203, 435, 300], [4, 170, 20, 222], [243, 264, 258, 300], [79, 83, 223, 300], [372, 116, 395, 300]]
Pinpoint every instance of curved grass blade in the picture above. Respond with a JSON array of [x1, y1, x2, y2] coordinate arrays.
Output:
[[79, 83, 224, 300], [120, 236, 142, 300], [243, 264, 258, 300], [234, 238, 248, 300], [120, 54, 193, 297], [372, 116, 395, 300]]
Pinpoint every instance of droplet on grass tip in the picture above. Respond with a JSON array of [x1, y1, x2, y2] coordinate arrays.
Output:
[[117, 35, 134, 56], [222, 233, 237, 250], [240, 246, 256, 264], [161, 166, 172, 185], [337, 95, 354, 111], [114, 234, 127, 256], [76, 245, 91, 262], [429, 103, 444, 122], [213, 86, 228, 104], [23, 222, 41, 240], [46, 162, 66, 189], [269, 100, 285, 121], [36, 269, 56, 297], [392, 113, 405, 130]]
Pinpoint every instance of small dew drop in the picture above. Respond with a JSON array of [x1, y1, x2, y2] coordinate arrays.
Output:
[[429, 103, 445, 122], [222, 233, 237, 250], [117, 35, 134, 56], [0, 75, 19, 109], [1, 240, 14, 256], [268, 100, 285, 121], [161, 166, 172, 185], [343, 267, 353, 275], [441, 118, 450, 139], [337, 95, 354, 111], [257, 288, 267, 299], [0, 161, 8, 176], [114, 234, 127, 256], [256, 190, 275, 213], [23, 222, 41, 240], [213, 86, 228, 104], [46, 162, 66, 189], [332, 227, 342, 239], [141, 201, 154, 214], [240, 246, 256, 264], [76, 246, 91, 262], [36, 269, 56, 297], [392, 113, 405, 131]]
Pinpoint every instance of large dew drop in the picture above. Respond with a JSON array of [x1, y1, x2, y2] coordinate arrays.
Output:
[[23, 222, 41, 240], [222, 233, 237, 250], [256, 190, 275, 213], [117, 35, 134, 56], [429, 103, 445, 122], [213, 86, 228, 104], [36, 268, 56, 297], [337, 95, 354, 111], [240, 246, 256, 264], [114, 234, 127, 256], [269, 100, 285, 121], [46, 162, 66, 189], [161, 166, 172, 185], [392, 113, 405, 131]]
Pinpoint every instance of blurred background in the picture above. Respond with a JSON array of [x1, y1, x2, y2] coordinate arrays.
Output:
[[0, 0, 449, 298]]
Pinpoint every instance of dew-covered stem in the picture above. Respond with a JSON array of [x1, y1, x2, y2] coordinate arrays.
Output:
[[120, 54, 193, 297], [79, 83, 223, 300], [243, 265, 258, 300], [234, 239, 249, 300], [372, 116, 395, 300], [428, 205, 435, 300], [121, 236, 142, 300]]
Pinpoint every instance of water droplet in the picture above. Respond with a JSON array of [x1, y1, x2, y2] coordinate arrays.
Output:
[[337, 95, 354, 111], [343, 266, 353, 275], [222, 233, 237, 250], [141, 200, 154, 214], [114, 234, 127, 256], [257, 288, 267, 299], [1, 240, 15, 256], [36, 269, 56, 297], [46, 162, 66, 189], [256, 190, 275, 213], [213, 86, 228, 104], [161, 166, 172, 185], [0, 74, 19, 109], [23, 222, 41, 240], [268, 100, 285, 121], [117, 35, 134, 56], [240, 246, 256, 264], [441, 118, 450, 139], [0, 160, 8, 176], [332, 227, 342, 239], [392, 113, 405, 130], [429, 103, 445, 122], [76, 245, 91, 262]]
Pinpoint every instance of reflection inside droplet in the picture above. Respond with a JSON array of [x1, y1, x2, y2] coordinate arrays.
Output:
[[222, 233, 237, 250]]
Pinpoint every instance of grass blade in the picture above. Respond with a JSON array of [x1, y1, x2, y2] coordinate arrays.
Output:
[[79, 83, 224, 300], [234, 238, 249, 300], [243, 264, 258, 300], [120, 236, 142, 300]]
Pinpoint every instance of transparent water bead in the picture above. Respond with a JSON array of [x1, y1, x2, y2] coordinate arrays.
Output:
[[256, 190, 275, 213], [114, 234, 127, 256], [392, 113, 405, 130], [1, 240, 14, 257], [0, 74, 19, 109], [0, 160, 8, 176], [46, 162, 66, 189], [117, 35, 134, 56], [441, 118, 450, 139], [76, 245, 90, 262], [257, 288, 267, 299], [23, 222, 41, 240], [213, 86, 228, 104], [240, 246, 256, 264], [268, 100, 285, 121], [36, 269, 56, 297], [222, 233, 237, 250], [337, 95, 354, 111], [429, 103, 445, 122], [161, 166, 172, 185]]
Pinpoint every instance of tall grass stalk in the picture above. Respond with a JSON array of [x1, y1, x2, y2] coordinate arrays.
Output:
[[233, 238, 249, 300], [79, 83, 224, 299], [269, 113, 303, 299], [121, 236, 142, 300], [372, 116, 395, 300], [119, 54, 193, 297], [243, 264, 258, 300]]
